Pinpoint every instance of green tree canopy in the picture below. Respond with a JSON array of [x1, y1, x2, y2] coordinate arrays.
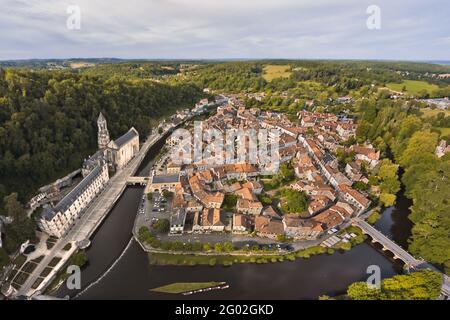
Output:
[[347, 270, 442, 300]]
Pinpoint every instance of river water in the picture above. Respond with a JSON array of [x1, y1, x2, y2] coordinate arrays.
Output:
[[55, 134, 412, 300]]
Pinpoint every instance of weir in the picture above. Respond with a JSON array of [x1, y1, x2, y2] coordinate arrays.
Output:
[[72, 237, 135, 299]]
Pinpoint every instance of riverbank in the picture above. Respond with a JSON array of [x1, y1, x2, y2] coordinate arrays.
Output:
[[73, 240, 404, 300], [147, 225, 368, 266]]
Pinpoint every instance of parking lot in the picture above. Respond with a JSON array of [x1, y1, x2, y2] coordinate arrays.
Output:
[[136, 192, 173, 227]]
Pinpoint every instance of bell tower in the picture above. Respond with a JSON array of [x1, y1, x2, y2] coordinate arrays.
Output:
[[97, 112, 110, 150]]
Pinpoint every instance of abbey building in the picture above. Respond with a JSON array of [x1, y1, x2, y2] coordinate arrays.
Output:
[[97, 112, 140, 171], [37, 113, 139, 238]]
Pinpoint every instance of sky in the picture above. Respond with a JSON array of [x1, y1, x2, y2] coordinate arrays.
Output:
[[1, 0, 449, 61]]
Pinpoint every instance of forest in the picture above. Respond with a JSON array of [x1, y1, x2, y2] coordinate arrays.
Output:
[[355, 95, 450, 273], [188, 60, 450, 95], [0, 67, 202, 254]]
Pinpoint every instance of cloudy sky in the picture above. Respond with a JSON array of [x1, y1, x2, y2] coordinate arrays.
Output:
[[1, 0, 449, 60]]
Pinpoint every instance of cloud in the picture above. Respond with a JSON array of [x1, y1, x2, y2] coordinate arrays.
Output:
[[0, 0, 449, 60]]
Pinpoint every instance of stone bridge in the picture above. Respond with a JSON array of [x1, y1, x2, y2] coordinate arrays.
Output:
[[353, 218, 450, 298], [126, 176, 149, 186]]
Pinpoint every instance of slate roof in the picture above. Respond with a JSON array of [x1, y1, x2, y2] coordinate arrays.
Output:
[[41, 164, 104, 221], [114, 127, 138, 148], [152, 174, 180, 184]]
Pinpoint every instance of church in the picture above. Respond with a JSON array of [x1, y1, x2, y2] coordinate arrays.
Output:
[[37, 113, 140, 238], [97, 112, 140, 170]]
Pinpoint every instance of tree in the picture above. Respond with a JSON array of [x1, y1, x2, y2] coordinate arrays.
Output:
[[222, 194, 238, 211], [347, 270, 441, 300], [367, 211, 381, 224], [379, 193, 396, 207], [407, 160, 450, 266], [347, 282, 381, 300], [223, 242, 234, 252], [280, 189, 309, 214], [3, 193, 36, 253], [399, 130, 438, 167], [69, 250, 88, 267], [258, 194, 273, 206], [3, 193, 26, 222], [353, 181, 369, 191], [279, 162, 295, 183], [153, 219, 170, 233], [214, 243, 223, 252], [377, 159, 400, 196], [162, 190, 174, 200], [0, 248, 10, 269], [398, 115, 422, 140]]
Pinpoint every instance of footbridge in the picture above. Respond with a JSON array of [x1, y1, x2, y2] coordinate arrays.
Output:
[[126, 176, 149, 186], [353, 218, 450, 297]]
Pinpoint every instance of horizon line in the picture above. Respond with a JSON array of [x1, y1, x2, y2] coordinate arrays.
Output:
[[1, 57, 449, 64]]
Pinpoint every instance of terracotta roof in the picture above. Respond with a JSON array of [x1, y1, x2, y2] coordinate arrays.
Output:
[[283, 215, 322, 230], [312, 209, 344, 230], [202, 208, 224, 227], [235, 187, 258, 201], [233, 214, 251, 229], [242, 180, 262, 191], [262, 206, 281, 219], [255, 216, 284, 235], [237, 198, 263, 209], [338, 184, 370, 207]]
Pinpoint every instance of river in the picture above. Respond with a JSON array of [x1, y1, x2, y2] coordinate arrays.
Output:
[[55, 134, 413, 300]]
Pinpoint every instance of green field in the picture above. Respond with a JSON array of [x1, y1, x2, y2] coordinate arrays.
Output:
[[151, 282, 225, 294], [386, 80, 439, 96], [262, 65, 292, 81], [438, 127, 450, 136], [420, 108, 450, 118]]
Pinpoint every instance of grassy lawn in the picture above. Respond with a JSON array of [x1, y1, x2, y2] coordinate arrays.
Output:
[[386, 80, 439, 96], [31, 277, 45, 290], [149, 252, 288, 266], [8, 268, 19, 280], [438, 127, 450, 136], [420, 108, 450, 118], [22, 261, 38, 274], [12, 254, 27, 269], [148, 245, 332, 266], [48, 257, 62, 268], [151, 282, 225, 294], [46, 236, 58, 249], [263, 65, 292, 82], [13, 271, 30, 285], [39, 267, 53, 278]]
